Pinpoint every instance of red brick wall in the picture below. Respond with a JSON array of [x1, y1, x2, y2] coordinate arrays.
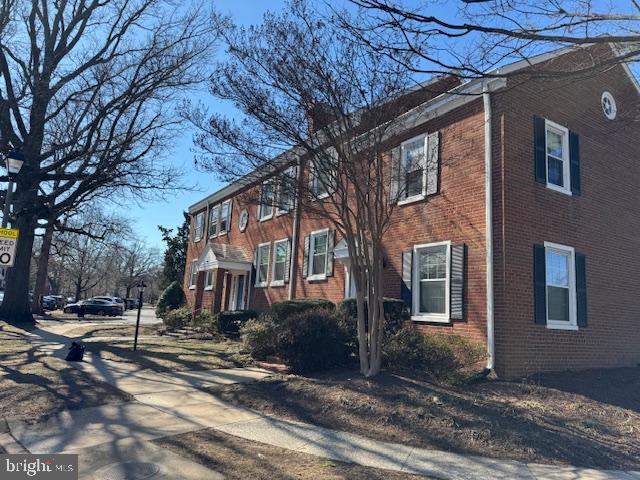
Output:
[[492, 47, 640, 378], [183, 101, 489, 347]]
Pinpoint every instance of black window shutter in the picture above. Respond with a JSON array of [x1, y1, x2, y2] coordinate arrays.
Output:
[[569, 131, 581, 195], [534, 116, 547, 184], [450, 244, 465, 320], [326, 230, 335, 276], [576, 253, 587, 327], [284, 239, 291, 283], [533, 244, 547, 325], [401, 250, 413, 312], [251, 247, 257, 287], [302, 235, 310, 277]]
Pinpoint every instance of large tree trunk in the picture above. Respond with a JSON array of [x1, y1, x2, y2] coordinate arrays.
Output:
[[0, 185, 38, 324], [31, 222, 54, 315]]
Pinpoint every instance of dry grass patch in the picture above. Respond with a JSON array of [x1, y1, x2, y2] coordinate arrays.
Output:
[[212, 368, 640, 470], [62, 324, 160, 338], [89, 337, 251, 372], [0, 322, 131, 423], [155, 428, 433, 480]]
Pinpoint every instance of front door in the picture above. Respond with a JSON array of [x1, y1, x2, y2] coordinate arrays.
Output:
[[229, 274, 246, 311]]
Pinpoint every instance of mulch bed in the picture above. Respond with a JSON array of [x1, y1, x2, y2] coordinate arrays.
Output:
[[212, 367, 640, 470]]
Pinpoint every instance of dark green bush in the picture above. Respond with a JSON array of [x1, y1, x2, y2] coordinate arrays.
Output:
[[156, 281, 185, 319], [191, 309, 217, 334], [162, 306, 191, 331], [271, 298, 335, 322], [276, 309, 349, 374], [216, 309, 258, 335], [240, 316, 278, 360], [338, 297, 410, 350], [384, 326, 485, 377]]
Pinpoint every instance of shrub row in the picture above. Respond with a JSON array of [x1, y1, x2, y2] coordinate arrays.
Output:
[[240, 308, 349, 374]]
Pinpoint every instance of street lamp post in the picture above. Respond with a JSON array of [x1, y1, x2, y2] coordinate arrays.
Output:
[[2, 149, 25, 229], [133, 280, 146, 351]]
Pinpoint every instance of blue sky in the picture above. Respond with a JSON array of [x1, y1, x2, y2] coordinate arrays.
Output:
[[130, 0, 289, 250]]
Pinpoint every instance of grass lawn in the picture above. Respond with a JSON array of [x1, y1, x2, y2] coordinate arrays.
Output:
[[212, 367, 640, 470], [87, 337, 252, 372], [155, 428, 432, 480], [61, 323, 160, 338], [0, 322, 131, 424]]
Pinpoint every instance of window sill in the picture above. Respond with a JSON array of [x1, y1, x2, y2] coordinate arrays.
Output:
[[218, 231, 228, 236], [254, 282, 268, 288], [204, 286, 213, 291], [411, 314, 450, 323], [259, 214, 273, 222], [307, 274, 327, 282], [270, 280, 285, 287], [312, 192, 331, 201], [546, 183, 572, 196], [398, 194, 426, 206], [209, 234, 218, 239], [194, 238, 202, 243], [546, 322, 579, 331], [275, 209, 290, 217], [189, 286, 196, 290]]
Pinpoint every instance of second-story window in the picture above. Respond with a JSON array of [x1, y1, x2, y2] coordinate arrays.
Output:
[[276, 167, 296, 214], [209, 205, 219, 237], [401, 135, 427, 200], [193, 212, 204, 242], [545, 120, 570, 194], [220, 200, 231, 234], [311, 151, 335, 199], [259, 180, 275, 221]]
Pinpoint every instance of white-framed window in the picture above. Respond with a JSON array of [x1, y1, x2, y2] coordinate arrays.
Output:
[[209, 205, 219, 238], [204, 270, 213, 290], [193, 212, 204, 242], [255, 242, 271, 287], [399, 134, 427, 205], [219, 200, 231, 234], [276, 167, 296, 215], [189, 260, 198, 289], [259, 180, 275, 221], [545, 120, 571, 195], [311, 151, 335, 199], [544, 241, 577, 330], [412, 241, 450, 322], [271, 238, 289, 286], [308, 228, 329, 280]]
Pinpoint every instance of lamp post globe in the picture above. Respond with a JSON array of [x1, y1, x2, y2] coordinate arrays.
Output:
[[2, 149, 25, 229]]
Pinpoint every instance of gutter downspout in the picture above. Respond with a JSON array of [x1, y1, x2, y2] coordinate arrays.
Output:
[[288, 157, 305, 300], [483, 81, 495, 372]]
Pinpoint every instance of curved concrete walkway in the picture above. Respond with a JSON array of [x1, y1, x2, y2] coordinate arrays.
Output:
[[8, 325, 640, 480]]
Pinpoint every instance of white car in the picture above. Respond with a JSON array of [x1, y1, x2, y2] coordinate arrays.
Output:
[[91, 296, 126, 312]]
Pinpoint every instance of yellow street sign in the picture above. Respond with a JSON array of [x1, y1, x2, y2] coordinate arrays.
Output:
[[0, 228, 19, 267]]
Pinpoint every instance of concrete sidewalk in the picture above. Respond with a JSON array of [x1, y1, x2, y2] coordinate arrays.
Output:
[[12, 324, 640, 480]]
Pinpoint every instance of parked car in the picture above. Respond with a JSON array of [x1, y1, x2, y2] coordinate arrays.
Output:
[[125, 298, 139, 309], [41, 296, 58, 311], [48, 295, 65, 309], [92, 296, 126, 311], [63, 299, 123, 317]]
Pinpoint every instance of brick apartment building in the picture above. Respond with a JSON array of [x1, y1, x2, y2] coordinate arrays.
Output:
[[184, 44, 640, 378]]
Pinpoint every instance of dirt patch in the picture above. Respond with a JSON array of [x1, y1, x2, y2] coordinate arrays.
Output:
[[155, 428, 432, 480], [88, 337, 251, 372], [0, 323, 131, 423], [212, 368, 640, 470]]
